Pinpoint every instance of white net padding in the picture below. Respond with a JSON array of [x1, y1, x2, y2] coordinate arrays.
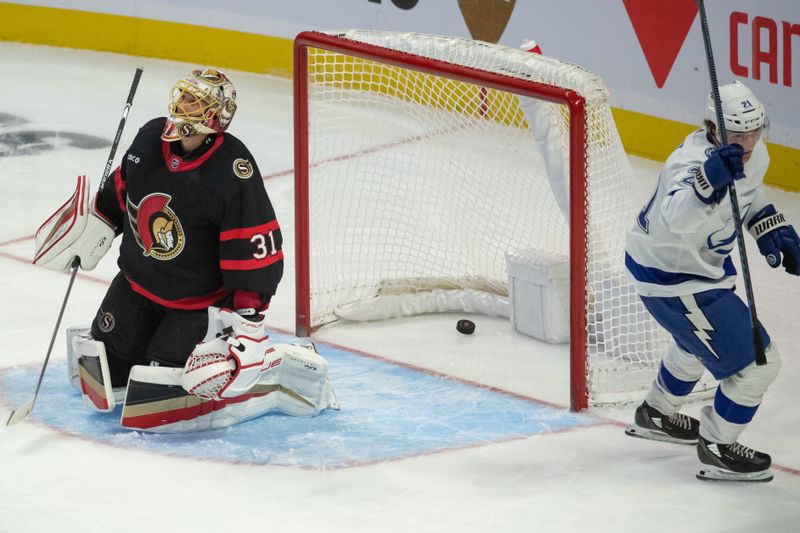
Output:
[[295, 30, 715, 407]]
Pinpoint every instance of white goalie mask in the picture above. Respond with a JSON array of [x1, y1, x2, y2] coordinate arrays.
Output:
[[162, 68, 237, 141], [705, 81, 767, 135]]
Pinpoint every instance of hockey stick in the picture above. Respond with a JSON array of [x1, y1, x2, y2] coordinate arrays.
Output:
[[6, 67, 144, 426], [6, 258, 79, 426], [696, 0, 766, 366]]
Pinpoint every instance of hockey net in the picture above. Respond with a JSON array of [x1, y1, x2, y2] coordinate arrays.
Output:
[[293, 30, 713, 410]]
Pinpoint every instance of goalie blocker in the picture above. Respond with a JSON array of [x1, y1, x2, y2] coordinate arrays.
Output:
[[33, 175, 116, 272]]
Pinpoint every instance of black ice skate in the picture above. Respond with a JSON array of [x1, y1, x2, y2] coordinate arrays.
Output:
[[696, 437, 773, 482], [624, 401, 699, 445]]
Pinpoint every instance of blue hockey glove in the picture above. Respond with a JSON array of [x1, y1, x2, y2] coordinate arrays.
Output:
[[693, 144, 745, 204], [747, 204, 800, 275]]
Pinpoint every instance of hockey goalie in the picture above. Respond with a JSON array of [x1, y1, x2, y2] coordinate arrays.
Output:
[[32, 67, 339, 432]]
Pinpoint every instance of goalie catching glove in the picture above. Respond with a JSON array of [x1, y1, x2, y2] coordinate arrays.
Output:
[[33, 175, 115, 271], [181, 307, 273, 400], [747, 204, 800, 275]]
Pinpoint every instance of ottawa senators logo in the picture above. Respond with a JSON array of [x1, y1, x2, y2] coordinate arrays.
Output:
[[126, 193, 185, 260]]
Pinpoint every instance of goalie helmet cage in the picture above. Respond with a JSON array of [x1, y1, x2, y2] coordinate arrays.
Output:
[[293, 30, 705, 411]]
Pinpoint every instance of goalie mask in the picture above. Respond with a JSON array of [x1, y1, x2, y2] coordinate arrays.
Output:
[[162, 68, 237, 141]]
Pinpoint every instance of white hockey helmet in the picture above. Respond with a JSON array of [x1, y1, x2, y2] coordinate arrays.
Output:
[[705, 80, 765, 133], [162, 68, 237, 141]]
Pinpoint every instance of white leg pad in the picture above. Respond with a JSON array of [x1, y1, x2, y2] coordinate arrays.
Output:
[[259, 343, 340, 416], [71, 330, 122, 412], [700, 344, 781, 443], [66, 326, 91, 392], [645, 341, 705, 415], [121, 343, 339, 433]]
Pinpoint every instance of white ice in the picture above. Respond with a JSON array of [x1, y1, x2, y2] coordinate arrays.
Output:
[[0, 42, 798, 533]]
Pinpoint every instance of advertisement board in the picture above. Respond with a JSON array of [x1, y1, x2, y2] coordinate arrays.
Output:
[[2, 0, 797, 186]]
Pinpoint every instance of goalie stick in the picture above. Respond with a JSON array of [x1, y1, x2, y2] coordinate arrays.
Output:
[[696, 0, 766, 366], [6, 67, 144, 426]]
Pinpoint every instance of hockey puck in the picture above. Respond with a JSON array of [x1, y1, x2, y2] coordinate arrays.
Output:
[[456, 319, 476, 335]]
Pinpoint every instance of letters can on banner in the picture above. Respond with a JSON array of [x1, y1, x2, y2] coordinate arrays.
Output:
[[730, 11, 800, 87]]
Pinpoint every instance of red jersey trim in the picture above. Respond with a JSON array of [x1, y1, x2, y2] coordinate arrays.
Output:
[[161, 134, 225, 173], [126, 276, 227, 310], [219, 220, 280, 242], [220, 250, 284, 271], [113, 166, 126, 212], [233, 289, 269, 311]]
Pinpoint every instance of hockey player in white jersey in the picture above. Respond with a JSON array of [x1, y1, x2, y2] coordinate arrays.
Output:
[[623, 81, 800, 482]]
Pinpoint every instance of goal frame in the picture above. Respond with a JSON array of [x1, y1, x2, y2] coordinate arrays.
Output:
[[293, 31, 591, 411]]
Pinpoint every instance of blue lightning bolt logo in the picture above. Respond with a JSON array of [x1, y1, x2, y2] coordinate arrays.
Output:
[[679, 296, 719, 360]]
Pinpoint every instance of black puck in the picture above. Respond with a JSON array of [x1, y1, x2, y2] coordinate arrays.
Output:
[[456, 319, 475, 335]]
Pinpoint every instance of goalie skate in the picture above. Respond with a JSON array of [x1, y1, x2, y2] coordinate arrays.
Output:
[[624, 401, 699, 445], [696, 437, 774, 482]]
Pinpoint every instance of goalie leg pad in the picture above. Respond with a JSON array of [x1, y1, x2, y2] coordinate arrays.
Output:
[[261, 343, 340, 416], [67, 326, 91, 392], [121, 344, 339, 432], [72, 332, 124, 412]]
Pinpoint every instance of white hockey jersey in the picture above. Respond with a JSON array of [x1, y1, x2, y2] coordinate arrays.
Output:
[[625, 128, 770, 297]]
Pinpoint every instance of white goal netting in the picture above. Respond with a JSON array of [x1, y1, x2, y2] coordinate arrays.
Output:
[[295, 30, 713, 407]]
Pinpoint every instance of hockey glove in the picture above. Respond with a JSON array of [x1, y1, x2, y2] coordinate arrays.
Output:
[[33, 175, 115, 271], [693, 144, 745, 204], [747, 204, 800, 275], [181, 308, 270, 399]]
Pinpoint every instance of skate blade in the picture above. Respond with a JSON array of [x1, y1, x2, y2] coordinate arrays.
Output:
[[624, 424, 698, 445], [696, 465, 774, 483]]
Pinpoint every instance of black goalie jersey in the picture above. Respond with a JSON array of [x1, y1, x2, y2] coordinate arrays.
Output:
[[94, 118, 283, 309]]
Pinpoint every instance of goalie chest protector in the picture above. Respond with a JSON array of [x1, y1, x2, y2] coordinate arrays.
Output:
[[96, 118, 284, 309]]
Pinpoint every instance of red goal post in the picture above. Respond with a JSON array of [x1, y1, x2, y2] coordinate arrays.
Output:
[[292, 30, 707, 411]]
